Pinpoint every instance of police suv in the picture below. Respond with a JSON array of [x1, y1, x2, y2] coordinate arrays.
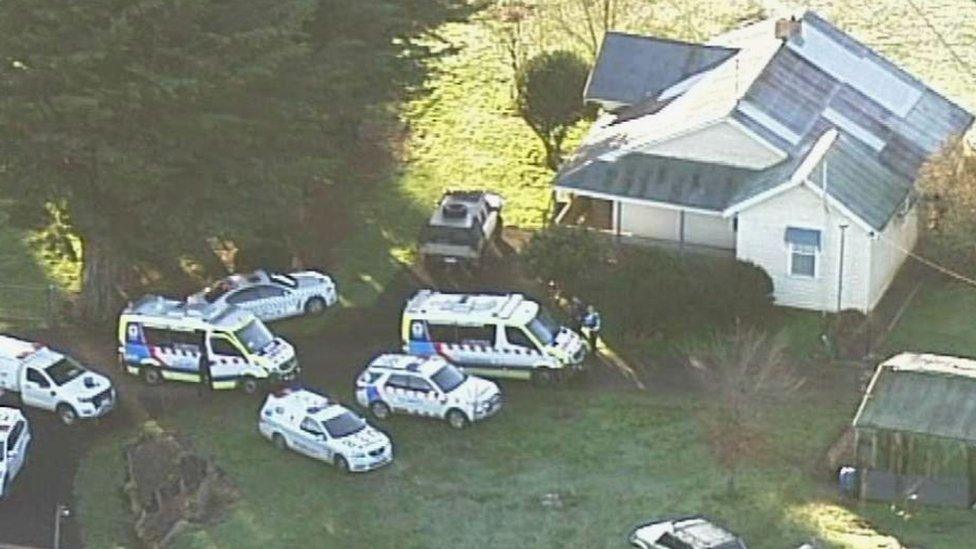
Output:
[[188, 269, 338, 322], [259, 387, 392, 473], [401, 291, 587, 384], [355, 354, 502, 429], [419, 190, 504, 268], [0, 407, 30, 499], [118, 295, 298, 392], [0, 335, 115, 425]]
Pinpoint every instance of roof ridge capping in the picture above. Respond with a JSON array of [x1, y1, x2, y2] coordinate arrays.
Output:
[[883, 352, 976, 379]]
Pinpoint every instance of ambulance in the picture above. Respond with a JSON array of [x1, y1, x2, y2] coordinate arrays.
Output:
[[0, 335, 115, 425], [118, 295, 298, 392], [401, 291, 587, 384]]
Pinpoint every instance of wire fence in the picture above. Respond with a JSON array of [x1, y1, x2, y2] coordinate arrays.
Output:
[[0, 283, 63, 328]]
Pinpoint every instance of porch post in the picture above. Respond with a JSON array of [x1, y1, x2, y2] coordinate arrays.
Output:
[[613, 200, 621, 241], [679, 210, 686, 253]]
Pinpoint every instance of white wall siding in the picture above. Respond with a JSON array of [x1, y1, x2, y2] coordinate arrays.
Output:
[[684, 212, 736, 249], [638, 119, 785, 170], [619, 202, 681, 240], [867, 205, 919, 310], [736, 185, 873, 312]]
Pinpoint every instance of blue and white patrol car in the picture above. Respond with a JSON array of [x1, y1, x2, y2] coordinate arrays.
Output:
[[188, 269, 338, 322], [0, 407, 30, 499], [118, 295, 298, 392], [355, 354, 502, 429], [259, 387, 392, 473], [401, 291, 587, 385]]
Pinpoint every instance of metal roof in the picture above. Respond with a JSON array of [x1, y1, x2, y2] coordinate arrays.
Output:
[[561, 12, 975, 230], [584, 32, 737, 107], [853, 353, 976, 444]]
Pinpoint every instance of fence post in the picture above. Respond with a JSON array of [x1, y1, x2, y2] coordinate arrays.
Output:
[[46, 284, 57, 328]]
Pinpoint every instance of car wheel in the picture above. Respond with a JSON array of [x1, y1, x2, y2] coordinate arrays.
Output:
[[304, 297, 327, 315], [142, 367, 162, 386], [272, 432, 287, 451], [334, 455, 349, 473], [56, 404, 78, 426], [531, 369, 557, 387], [370, 401, 391, 420], [446, 409, 469, 429], [239, 376, 259, 395]]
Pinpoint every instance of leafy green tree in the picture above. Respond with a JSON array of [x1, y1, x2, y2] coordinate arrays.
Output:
[[516, 50, 590, 171], [917, 138, 976, 277]]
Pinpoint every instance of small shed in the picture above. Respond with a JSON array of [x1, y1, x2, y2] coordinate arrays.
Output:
[[852, 353, 976, 507]]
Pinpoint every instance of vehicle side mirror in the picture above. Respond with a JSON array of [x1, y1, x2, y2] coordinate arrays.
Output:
[[7, 450, 17, 459]]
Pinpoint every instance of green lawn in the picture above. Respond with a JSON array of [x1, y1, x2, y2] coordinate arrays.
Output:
[[883, 281, 976, 358]]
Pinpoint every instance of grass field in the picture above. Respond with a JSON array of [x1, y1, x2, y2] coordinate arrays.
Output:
[[883, 281, 976, 358]]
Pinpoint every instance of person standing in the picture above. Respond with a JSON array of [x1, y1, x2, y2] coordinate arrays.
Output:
[[570, 297, 586, 333], [196, 330, 214, 396], [581, 304, 602, 352]]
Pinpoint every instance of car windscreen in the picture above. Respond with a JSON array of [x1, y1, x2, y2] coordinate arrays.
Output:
[[45, 357, 86, 386], [430, 364, 467, 392], [323, 412, 366, 438], [421, 224, 483, 247], [233, 320, 274, 353], [526, 308, 560, 346]]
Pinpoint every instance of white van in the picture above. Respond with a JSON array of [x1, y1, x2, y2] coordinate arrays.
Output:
[[401, 291, 587, 384], [0, 335, 116, 425], [118, 295, 298, 392]]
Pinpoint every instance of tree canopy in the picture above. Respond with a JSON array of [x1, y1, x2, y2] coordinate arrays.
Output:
[[516, 50, 590, 171], [0, 0, 469, 319]]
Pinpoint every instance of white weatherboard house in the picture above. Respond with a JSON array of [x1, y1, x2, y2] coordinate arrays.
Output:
[[554, 12, 974, 312]]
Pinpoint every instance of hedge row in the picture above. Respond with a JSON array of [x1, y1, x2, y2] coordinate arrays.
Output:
[[524, 227, 774, 337]]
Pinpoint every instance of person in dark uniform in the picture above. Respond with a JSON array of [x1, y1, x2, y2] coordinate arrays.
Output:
[[197, 330, 214, 395], [581, 304, 602, 353]]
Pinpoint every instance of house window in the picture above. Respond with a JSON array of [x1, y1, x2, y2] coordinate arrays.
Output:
[[785, 227, 821, 278]]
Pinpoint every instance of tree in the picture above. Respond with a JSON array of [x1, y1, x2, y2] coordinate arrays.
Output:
[[685, 327, 805, 495], [916, 138, 976, 277], [542, 0, 660, 59], [516, 51, 590, 171]]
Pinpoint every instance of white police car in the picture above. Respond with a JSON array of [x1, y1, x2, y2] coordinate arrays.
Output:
[[355, 354, 502, 429], [0, 407, 30, 499], [630, 516, 746, 549], [259, 387, 392, 473], [188, 269, 338, 322]]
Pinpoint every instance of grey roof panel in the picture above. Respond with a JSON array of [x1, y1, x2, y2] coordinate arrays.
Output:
[[809, 135, 913, 231], [584, 32, 737, 107]]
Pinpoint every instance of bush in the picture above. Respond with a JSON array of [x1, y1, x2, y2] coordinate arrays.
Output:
[[524, 227, 774, 337]]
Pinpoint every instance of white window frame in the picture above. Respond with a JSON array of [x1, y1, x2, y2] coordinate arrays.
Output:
[[786, 228, 822, 279]]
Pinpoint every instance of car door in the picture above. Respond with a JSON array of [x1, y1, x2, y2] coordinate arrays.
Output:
[[225, 287, 266, 318], [207, 334, 247, 383], [408, 377, 441, 417], [4, 420, 27, 479], [21, 367, 58, 411], [259, 285, 294, 320], [297, 417, 331, 461], [383, 374, 414, 413], [501, 325, 542, 374]]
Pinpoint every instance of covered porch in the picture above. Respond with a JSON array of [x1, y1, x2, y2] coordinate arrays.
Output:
[[554, 190, 737, 254]]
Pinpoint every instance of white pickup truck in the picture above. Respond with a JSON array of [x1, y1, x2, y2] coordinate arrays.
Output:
[[0, 335, 116, 425]]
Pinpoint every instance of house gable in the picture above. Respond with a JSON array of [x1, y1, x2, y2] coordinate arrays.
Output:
[[634, 118, 786, 170]]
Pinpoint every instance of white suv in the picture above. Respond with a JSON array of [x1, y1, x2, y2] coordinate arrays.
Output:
[[259, 387, 392, 473], [355, 354, 502, 429]]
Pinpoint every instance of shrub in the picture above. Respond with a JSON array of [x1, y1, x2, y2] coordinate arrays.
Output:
[[524, 227, 774, 337]]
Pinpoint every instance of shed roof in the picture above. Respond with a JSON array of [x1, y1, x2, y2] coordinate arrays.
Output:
[[853, 353, 976, 444], [584, 32, 737, 107]]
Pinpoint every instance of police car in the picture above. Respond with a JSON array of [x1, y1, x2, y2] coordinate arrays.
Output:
[[188, 269, 338, 322], [355, 354, 502, 429], [0, 335, 116, 425], [0, 407, 30, 499], [259, 387, 392, 473], [119, 295, 298, 392], [419, 190, 504, 268], [629, 516, 747, 549], [402, 291, 587, 384]]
